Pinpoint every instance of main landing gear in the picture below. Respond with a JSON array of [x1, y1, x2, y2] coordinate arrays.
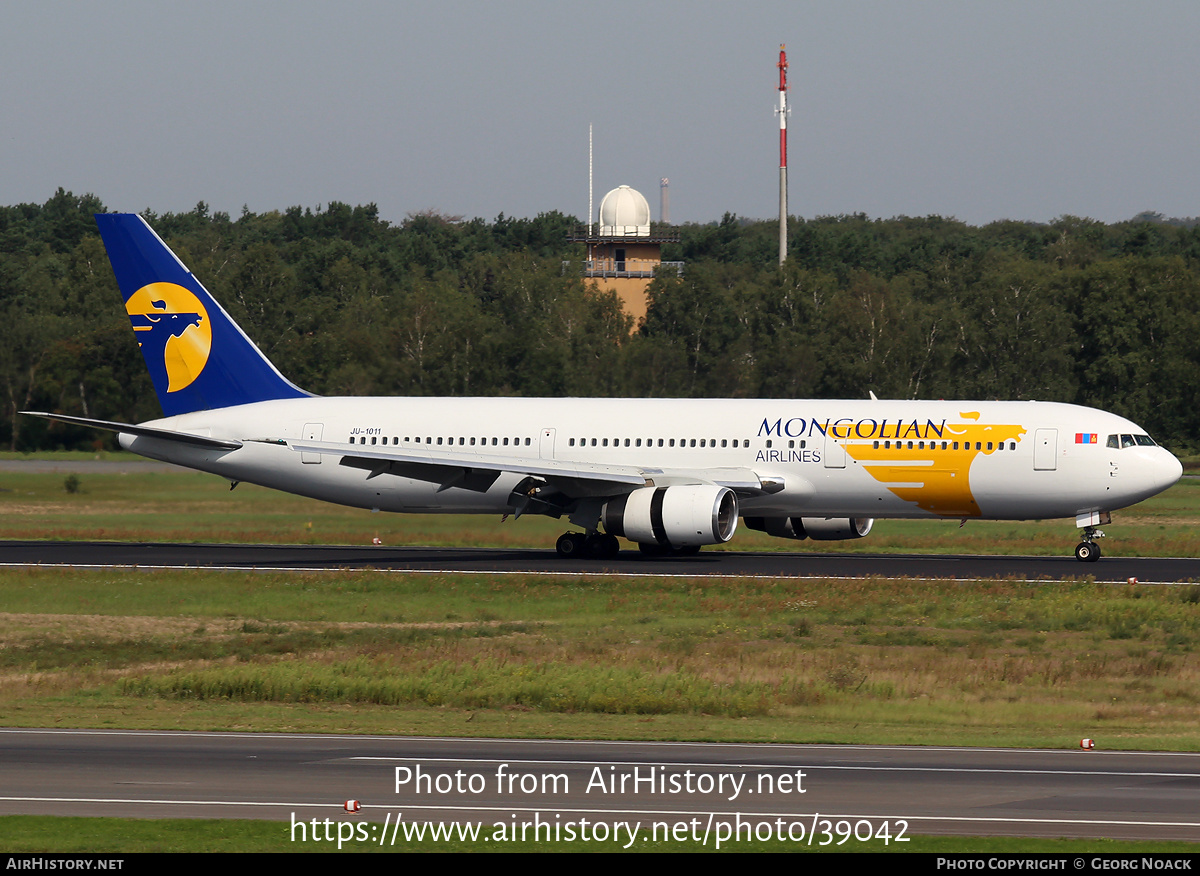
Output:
[[554, 531, 706, 559], [1074, 525, 1105, 563], [555, 531, 620, 559]]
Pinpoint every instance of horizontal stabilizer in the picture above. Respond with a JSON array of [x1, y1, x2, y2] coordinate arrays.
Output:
[[21, 412, 243, 451]]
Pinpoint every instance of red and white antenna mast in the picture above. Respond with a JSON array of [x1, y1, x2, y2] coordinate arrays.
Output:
[[777, 44, 789, 265]]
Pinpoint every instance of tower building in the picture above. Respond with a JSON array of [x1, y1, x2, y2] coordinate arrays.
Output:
[[568, 184, 681, 324]]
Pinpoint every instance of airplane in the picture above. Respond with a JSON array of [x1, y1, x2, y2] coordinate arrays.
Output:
[[24, 213, 1183, 563]]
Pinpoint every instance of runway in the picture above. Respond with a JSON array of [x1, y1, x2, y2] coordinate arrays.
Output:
[[1, 539, 1198, 582], [0, 729, 1197, 843]]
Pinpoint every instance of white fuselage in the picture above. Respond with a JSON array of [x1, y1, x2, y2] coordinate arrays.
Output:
[[120, 397, 1182, 523]]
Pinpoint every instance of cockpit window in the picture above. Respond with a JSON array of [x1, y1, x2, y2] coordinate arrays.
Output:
[[1107, 433, 1157, 449]]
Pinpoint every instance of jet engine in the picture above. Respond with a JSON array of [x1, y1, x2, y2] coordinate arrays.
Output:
[[743, 516, 874, 540], [603, 485, 738, 548]]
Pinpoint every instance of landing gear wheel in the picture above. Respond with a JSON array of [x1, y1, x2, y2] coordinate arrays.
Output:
[[1075, 541, 1101, 563], [585, 533, 620, 558], [556, 532, 586, 558]]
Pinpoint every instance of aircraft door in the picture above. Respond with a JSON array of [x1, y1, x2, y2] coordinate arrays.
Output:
[[301, 423, 323, 464], [824, 431, 846, 469], [1033, 429, 1057, 471], [540, 428, 556, 460]]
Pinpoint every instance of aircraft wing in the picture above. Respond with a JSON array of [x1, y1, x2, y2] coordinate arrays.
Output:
[[287, 439, 773, 498]]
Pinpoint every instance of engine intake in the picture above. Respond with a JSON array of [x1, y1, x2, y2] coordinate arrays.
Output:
[[744, 516, 874, 541], [603, 485, 739, 548]]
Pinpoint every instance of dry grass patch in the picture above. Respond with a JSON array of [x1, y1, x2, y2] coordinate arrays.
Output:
[[2, 568, 1199, 746]]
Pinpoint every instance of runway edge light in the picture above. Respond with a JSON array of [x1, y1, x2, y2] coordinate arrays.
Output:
[[1080, 739, 1095, 750], [344, 800, 361, 812]]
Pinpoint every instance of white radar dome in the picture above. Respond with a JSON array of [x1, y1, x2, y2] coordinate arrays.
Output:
[[598, 185, 651, 236]]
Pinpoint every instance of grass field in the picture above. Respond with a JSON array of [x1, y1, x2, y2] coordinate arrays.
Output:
[[2, 567, 1199, 748], [2, 455, 1197, 851]]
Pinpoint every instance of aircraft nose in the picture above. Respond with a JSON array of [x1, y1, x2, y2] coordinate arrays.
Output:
[[1115, 446, 1183, 508], [1157, 449, 1184, 492]]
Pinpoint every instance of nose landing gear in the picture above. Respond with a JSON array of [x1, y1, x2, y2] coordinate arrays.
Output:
[[1074, 525, 1105, 562]]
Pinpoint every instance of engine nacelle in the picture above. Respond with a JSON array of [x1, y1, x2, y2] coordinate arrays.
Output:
[[603, 485, 739, 548], [744, 516, 874, 541]]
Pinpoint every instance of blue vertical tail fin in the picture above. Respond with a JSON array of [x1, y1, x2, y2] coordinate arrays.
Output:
[[96, 213, 310, 416]]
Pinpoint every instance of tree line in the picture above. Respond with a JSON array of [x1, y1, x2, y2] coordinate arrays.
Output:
[[5, 188, 1200, 452]]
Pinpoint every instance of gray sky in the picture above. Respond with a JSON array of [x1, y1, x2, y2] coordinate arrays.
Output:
[[4, 1, 1198, 226]]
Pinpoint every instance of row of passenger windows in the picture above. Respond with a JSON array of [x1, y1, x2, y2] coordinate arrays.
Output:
[[344, 435, 1022, 452], [871, 440, 1017, 451], [350, 435, 533, 447], [568, 437, 752, 448]]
